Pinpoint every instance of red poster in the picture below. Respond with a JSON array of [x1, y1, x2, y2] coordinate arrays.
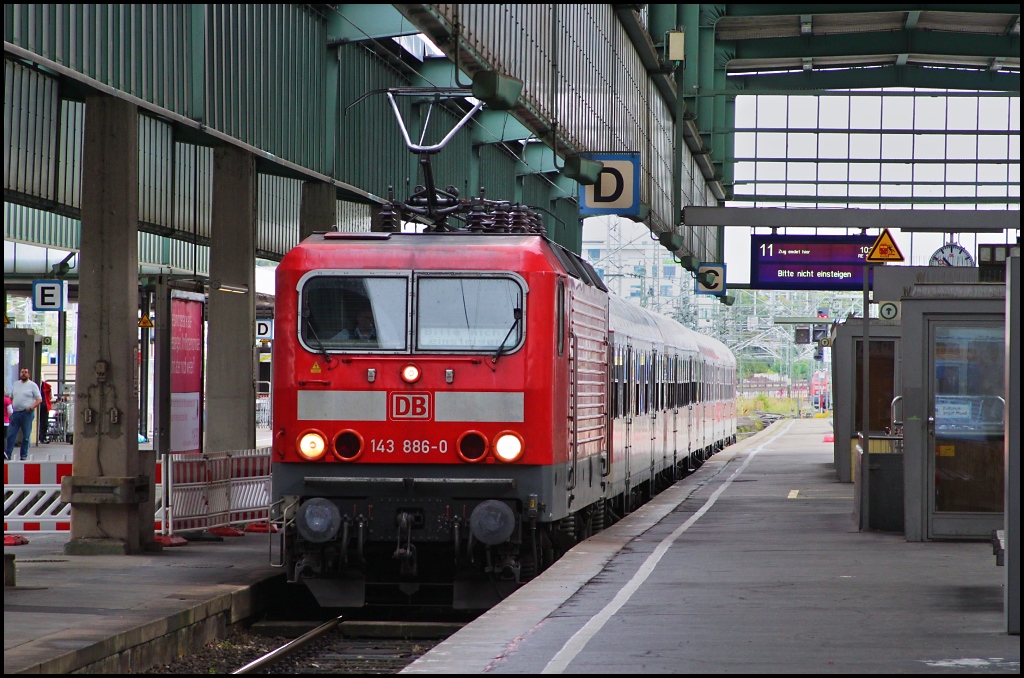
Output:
[[170, 297, 204, 453]]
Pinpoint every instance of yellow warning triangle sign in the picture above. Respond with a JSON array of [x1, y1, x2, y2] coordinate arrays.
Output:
[[865, 228, 904, 263], [138, 315, 154, 328], [4, 312, 10, 325]]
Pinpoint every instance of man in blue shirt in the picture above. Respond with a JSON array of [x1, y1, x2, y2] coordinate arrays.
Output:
[[6, 368, 42, 461]]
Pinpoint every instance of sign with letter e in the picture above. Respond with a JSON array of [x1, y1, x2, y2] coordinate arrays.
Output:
[[32, 280, 67, 311], [579, 153, 641, 217]]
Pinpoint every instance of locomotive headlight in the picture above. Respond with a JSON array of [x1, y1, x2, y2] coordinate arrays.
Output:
[[493, 431, 525, 462], [296, 498, 341, 543], [400, 363, 421, 383], [297, 431, 327, 460]]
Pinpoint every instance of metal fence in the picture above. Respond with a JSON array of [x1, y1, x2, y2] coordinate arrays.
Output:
[[4, 448, 272, 536], [256, 380, 272, 430], [160, 448, 272, 534]]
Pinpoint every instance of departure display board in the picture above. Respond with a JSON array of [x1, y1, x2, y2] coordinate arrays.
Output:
[[750, 234, 877, 291]]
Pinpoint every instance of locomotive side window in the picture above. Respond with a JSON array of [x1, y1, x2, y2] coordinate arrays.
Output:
[[416, 277, 525, 352], [557, 278, 565, 356], [300, 275, 408, 351]]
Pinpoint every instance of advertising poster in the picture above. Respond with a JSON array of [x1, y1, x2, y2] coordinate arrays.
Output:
[[170, 295, 204, 453]]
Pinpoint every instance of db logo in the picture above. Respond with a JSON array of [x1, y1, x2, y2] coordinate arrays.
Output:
[[390, 392, 431, 420]]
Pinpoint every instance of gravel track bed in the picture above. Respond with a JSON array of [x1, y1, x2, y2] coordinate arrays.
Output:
[[144, 627, 441, 674]]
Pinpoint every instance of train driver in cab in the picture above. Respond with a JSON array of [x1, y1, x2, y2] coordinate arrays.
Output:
[[333, 306, 377, 344]]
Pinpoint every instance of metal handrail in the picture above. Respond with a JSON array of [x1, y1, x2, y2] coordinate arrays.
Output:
[[268, 496, 297, 568], [567, 331, 579, 492]]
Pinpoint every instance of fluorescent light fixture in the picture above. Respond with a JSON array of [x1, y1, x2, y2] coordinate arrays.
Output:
[[214, 282, 249, 294]]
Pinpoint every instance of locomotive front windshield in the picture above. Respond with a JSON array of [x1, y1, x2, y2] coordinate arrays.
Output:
[[417, 277, 524, 352], [301, 275, 408, 350], [299, 273, 525, 354]]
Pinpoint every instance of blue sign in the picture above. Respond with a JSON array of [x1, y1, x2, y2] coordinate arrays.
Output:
[[696, 263, 726, 296], [750, 235, 877, 291], [32, 280, 68, 311], [579, 153, 641, 217]]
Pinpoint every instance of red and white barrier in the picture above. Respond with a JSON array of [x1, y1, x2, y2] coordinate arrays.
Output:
[[4, 449, 269, 537], [4, 461, 163, 533]]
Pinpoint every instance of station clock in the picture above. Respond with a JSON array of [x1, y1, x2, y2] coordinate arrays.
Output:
[[928, 243, 975, 267]]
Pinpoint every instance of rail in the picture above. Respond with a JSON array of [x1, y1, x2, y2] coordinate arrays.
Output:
[[230, 615, 344, 674]]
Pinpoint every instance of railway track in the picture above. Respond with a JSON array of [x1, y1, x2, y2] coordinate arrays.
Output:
[[231, 619, 458, 674]]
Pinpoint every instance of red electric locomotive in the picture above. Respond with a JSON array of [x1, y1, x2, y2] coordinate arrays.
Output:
[[271, 229, 737, 609]]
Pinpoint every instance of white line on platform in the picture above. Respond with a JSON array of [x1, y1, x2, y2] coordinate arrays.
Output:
[[541, 420, 795, 675]]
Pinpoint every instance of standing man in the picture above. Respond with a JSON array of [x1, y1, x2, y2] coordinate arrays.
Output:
[[38, 379, 53, 444], [6, 368, 42, 461]]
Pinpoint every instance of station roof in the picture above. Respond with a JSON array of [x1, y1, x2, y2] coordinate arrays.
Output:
[[716, 5, 1019, 91]]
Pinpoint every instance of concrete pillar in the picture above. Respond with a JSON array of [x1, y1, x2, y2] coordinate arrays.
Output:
[[300, 180, 336, 241], [206, 145, 257, 453], [64, 95, 150, 555]]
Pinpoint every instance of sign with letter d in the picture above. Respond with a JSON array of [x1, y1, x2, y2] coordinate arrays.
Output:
[[579, 153, 641, 217]]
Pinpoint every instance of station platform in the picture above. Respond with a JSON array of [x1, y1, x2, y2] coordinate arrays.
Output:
[[403, 418, 1020, 674], [5, 421, 1017, 674], [3, 529, 278, 674], [4, 429, 279, 674]]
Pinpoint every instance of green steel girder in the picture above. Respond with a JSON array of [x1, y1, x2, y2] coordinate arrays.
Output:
[[412, 61, 532, 143], [472, 111, 534, 144], [412, 58, 466, 88], [549, 173, 577, 202], [520, 143, 560, 176], [681, 4, 701, 117], [647, 4, 679, 46], [724, 65, 1020, 92], [721, 31, 1018, 64], [407, 58, 551, 206], [721, 5, 1021, 17], [326, 4, 420, 43]]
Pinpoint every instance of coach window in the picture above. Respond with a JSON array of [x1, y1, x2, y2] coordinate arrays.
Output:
[[687, 358, 695, 406], [611, 345, 621, 418], [416, 276, 525, 353], [669, 355, 677, 409], [300, 275, 408, 352], [624, 347, 633, 418]]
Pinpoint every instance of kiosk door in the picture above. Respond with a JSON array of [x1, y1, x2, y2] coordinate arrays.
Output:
[[928, 321, 1005, 539]]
